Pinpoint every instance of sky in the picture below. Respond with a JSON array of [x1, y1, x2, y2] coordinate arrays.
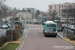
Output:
[[5, 0, 75, 11]]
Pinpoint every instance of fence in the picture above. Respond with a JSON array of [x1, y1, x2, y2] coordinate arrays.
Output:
[[63, 28, 75, 37]]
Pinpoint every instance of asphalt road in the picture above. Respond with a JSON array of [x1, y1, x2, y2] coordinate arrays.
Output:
[[21, 24, 75, 50]]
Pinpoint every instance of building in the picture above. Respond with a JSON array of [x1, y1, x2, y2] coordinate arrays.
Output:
[[17, 11, 32, 23], [38, 13, 48, 21], [48, 2, 75, 23], [26, 8, 35, 12]]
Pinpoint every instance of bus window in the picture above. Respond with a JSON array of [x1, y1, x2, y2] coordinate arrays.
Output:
[[47, 24, 56, 27]]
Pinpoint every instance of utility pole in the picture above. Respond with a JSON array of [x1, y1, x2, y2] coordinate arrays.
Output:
[[11, 16, 14, 42], [11, 21, 13, 42], [66, 11, 68, 37]]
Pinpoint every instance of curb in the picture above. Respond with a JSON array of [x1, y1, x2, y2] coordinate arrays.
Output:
[[16, 29, 26, 50], [16, 26, 28, 50], [57, 34, 75, 46]]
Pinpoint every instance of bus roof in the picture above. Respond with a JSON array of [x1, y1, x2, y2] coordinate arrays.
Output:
[[43, 21, 57, 25], [46, 21, 54, 23], [45, 21, 57, 24]]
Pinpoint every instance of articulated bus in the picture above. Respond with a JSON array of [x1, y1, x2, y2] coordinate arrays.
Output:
[[43, 21, 58, 37]]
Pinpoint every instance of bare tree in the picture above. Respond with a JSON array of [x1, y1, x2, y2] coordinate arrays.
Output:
[[0, 0, 9, 18], [48, 10, 57, 21]]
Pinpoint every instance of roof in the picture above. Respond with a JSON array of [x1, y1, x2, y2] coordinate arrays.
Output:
[[40, 13, 47, 16]]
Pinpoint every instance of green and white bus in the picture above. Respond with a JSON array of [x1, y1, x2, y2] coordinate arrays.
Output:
[[43, 21, 58, 37]]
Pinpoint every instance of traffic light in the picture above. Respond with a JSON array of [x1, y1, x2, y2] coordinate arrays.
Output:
[[49, 18, 52, 21], [69, 18, 71, 20], [69, 18, 71, 21]]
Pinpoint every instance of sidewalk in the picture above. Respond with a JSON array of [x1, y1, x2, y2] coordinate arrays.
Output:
[[57, 31, 75, 46], [57, 31, 64, 38]]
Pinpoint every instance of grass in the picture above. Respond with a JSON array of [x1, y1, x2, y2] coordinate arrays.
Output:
[[0, 43, 20, 50]]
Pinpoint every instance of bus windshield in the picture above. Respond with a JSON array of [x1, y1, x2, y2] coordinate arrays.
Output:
[[46, 24, 56, 32], [47, 24, 56, 27]]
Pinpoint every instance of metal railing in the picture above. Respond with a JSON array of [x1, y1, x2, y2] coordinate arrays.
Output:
[[63, 28, 75, 37]]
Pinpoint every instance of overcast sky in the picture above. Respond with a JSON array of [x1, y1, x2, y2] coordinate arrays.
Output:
[[5, 0, 75, 11]]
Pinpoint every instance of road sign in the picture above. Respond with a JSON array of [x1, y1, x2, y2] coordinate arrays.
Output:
[[19, 17, 22, 20], [41, 19, 42, 20], [10, 22, 14, 28], [46, 20, 48, 21], [41, 21, 42, 23]]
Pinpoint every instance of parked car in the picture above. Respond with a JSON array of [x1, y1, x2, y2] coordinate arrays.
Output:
[[62, 24, 67, 30], [70, 25, 75, 30], [0, 24, 9, 29], [6, 24, 11, 28], [62, 24, 71, 29], [65, 24, 71, 28]]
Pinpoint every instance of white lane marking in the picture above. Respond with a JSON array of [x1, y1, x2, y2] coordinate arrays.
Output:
[[32, 28, 34, 29], [35, 28, 37, 29], [29, 28, 43, 29], [41, 28, 43, 29], [38, 28, 40, 29], [29, 28, 31, 29]]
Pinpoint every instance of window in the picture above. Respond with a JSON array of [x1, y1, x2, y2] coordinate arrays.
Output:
[[62, 5, 63, 7], [68, 10, 72, 13], [62, 10, 66, 13], [50, 11, 52, 13], [55, 6, 56, 9], [50, 6, 52, 9], [46, 27, 56, 32], [69, 5, 71, 7], [59, 10, 60, 13], [62, 15, 66, 18], [47, 24, 56, 27], [54, 10, 56, 12], [64, 5, 66, 7], [59, 5, 60, 9]]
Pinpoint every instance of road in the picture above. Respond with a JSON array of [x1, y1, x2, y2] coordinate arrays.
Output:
[[21, 24, 75, 50]]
